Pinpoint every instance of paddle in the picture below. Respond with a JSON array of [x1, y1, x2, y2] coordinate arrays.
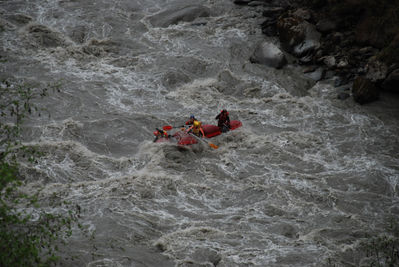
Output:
[[188, 133, 219, 149], [163, 125, 184, 131]]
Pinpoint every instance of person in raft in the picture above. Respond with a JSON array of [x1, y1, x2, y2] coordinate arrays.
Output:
[[215, 109, 230, 132], [185, 115, 197, 125], [153, 128, 169, 142], [187, 120, 205, 138]]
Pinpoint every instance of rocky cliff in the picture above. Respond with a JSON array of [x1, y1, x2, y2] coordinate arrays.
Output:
[[238, 0, 399, 104]]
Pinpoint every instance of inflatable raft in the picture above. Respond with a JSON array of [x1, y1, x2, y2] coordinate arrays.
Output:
[[154, 120, 242, 146]]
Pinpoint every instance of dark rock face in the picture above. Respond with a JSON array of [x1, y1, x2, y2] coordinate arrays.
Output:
[[352, 76, 379, 104], [148, 5, 210, 28], [233, 0, 252, 5], [250, 41, 287, 69], [316, 19, 336, 33], [262, 7, 285, 17], [382, 69, 399, 93], [236, 0, 399, 105]]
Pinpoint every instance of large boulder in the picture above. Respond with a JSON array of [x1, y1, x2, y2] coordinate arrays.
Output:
[[250, 41, 287, 69], [277, 16, 321, 57], [148, 5, 210, 28], [382, 69, 399, 93], [352, 76, 379, 104]]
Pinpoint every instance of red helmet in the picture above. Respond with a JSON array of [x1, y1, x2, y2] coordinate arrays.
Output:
[[153, 131, 159, 136]]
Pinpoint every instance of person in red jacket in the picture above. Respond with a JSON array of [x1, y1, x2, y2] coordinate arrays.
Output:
[[153, 128, 168, 142], [215, 109, 230, 132]]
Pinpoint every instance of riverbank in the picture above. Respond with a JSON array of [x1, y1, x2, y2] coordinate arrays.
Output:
[[236, 0, 399, 104]]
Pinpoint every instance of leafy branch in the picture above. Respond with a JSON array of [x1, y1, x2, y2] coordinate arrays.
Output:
[[0, 78, 85, 266]]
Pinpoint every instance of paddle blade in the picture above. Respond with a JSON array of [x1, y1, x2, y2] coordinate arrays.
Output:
[[163, 126, 173, 131], [209, 143, 218, 149]]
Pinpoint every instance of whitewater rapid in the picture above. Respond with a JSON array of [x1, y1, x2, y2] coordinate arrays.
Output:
[[1, 0, 398, 266]]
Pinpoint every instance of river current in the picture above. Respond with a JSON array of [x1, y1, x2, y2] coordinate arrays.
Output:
[[1, 0, 399, 266]]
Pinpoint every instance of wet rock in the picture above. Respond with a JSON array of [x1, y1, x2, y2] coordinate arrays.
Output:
[[365, 57, 388, 83], [337, 58, 349, 69], [191, 248, 221, 266], [292, 8, 311, 21], [191, 18, 208, 26], [304, 67, 324, 81], [277, 16, 321, 57], [359, 46, 375, 56], [250, 41, 287, 69], [377, 32, 399, 66], [148, 5, 210, 28], [262, 7, 285, 17], [299, 54, 313, 64], [323, 55, 336, 68], [337, 92, 350, 100], [260, 17, 277, 36], [303, 66, 316, 73], [334, 76, 349, 87], [352, 76, 379, 104], [316, 19, 336, 33], [324, 70, 335, 79], [337, 84, 351, 100], [26, 24, 66, 48], [381, 69, 399, 93]]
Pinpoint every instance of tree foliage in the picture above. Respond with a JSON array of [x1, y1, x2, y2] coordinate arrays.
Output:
[[0, 79, 82, 266]]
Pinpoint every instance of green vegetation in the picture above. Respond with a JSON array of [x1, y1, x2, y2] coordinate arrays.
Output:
[[360, 219, 399, 267], [0, 79, 82, 266], [325, 219, 399, 266]]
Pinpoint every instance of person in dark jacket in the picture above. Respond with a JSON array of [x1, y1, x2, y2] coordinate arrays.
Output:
[[185, 115, 197, 125], [215, 109, 230, 132]]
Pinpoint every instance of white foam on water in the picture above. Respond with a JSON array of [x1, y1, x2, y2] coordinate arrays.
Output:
[[2, 0, 399, 266]]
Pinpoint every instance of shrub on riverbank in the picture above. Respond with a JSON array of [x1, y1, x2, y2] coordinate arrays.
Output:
[[0, 79, 82, 266]]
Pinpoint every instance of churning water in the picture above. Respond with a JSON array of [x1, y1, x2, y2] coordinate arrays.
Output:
[[1, 0, 398, 266]]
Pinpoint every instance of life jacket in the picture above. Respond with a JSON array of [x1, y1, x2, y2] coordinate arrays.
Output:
[[192, 123, 201, 134], [190, 121, 204, 137], [154, 129, 168, 137]]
